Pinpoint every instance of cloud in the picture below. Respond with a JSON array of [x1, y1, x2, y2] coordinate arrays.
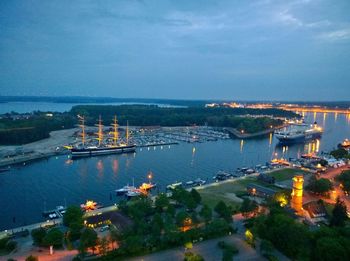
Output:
[[277, 10, 303, 27], [318, 28, 350, 41]]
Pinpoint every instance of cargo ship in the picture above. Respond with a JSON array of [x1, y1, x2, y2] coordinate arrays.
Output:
[[69, 115, 136, 157], [274, 122, 323, 144]]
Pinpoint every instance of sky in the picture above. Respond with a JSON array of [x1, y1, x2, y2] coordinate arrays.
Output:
[[0, 0, 349, 101]]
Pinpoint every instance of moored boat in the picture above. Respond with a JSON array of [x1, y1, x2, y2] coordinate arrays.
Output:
[[274, 122, 323, 144], [69, 115, 136, 158]]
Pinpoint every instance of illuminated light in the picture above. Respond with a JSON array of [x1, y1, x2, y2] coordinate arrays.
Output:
[[245, 230, 254, 245], [274, 193, 288, 207], [269, 132, 273, 146], [241, 130, 245, 134], [291, 175, 304, 215], [316, 139, 320, 153]]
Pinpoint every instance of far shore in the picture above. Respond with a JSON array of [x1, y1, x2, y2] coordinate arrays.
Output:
[[0, 128, 78, 167]]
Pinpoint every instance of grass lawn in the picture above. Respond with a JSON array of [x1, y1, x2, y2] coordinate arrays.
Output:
[[197, 177, 257, 210], [268, 168, 308, 182], [324, 202, 335, 216]]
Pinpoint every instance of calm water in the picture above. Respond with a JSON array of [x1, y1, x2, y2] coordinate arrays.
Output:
[[0, 112, 349, 230], [0, 101, 181, 114]]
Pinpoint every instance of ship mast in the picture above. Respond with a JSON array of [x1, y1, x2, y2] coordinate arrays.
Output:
[[111, 115, 119, 146], [78, 115, 86, 146], [126, 120, 129, 145], [95, 115, 104, 147]]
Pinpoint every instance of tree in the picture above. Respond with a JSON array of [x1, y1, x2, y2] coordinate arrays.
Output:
[[155, 193, 169, 211], [98, 237, 109, 256], [184, 252, 204, 261], [31, 227, 47, 246], [63, 206, 83, 227], [199, 204, 212, 223], [68, 222, 83, 241], [214, 201, 232, 222], [176, 211, 190, 227], [240, 199, 259, 217], [43, 228, 64, 248], [109, 226, 122, 250], [314, 237, 348, 261], [330, 148, 349, 159], [80, 228, 98, 254], [306, 176, 333, 195], [330, 198, 348, 227], [190, 189, 201, 204], [336, 170, 350, 193], [25, 255, 38, 261]]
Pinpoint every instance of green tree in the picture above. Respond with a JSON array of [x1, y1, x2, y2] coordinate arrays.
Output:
[[68, 222, 83, 241], [199, 204, 212, 223], [190, 189, 202, 204], [330, 148, 349, 159], [184, 252, 204, 261], [98, 236, 109, 256], [80, 228, 98, 254], [314, 237, 348, 261], [306, 176, 333, 195], [336, 170, 350, 193], [240, 199, 259, 217], [63, 206, 83, 227], [330, 198, 348, 227], [31, 227, 47, 246], [214, 201, 232, 222], [176, 211, 190, 227], [110, 226, 122, 250], [25, 255, 38, 261], [155, 193, 169, 211], [43, 228, 64, 248]]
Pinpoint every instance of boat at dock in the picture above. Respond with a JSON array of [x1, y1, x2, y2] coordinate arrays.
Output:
[[274, 122, 323, 144], [126, 189, 142, 198], [42, 206, 66, 219], [341, 139, 350, 149], [139, 182, 157, 191], [166, 182, 183, 190], [116, 185, 136, 195], [69, 115, 136, 158]]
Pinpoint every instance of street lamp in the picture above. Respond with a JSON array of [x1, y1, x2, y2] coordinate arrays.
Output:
[[148, 172, 153, 184]]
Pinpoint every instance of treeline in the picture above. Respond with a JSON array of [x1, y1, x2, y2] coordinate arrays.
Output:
[[70, 105, 296, 131], [250, 201, 350, 260], [0, 114, 75, 145], [0, 105, 298, 145]]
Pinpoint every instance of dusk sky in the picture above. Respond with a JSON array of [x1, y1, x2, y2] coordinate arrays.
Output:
[[0, 0, 349, 101]]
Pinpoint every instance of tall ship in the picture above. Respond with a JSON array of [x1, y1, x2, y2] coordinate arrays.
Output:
[[69, 115, 136, 157], [274, 122, 323, 144]]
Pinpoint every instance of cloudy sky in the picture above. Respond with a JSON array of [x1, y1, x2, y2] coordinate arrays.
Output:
[[0, 0, 349, 100]]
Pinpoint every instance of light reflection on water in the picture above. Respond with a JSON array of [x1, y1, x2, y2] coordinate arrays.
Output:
[[0, 112, 349, 230]]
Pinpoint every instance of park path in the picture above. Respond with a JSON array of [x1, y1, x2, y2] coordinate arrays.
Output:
[[127, 235, 263, 261]]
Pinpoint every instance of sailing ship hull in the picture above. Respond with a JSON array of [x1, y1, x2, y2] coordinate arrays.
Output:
[[71, 145, 136, 158]]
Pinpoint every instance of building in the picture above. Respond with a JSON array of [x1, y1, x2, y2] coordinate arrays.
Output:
[[291, 175, 304, 215], [85, 210, 132, 229], [247, 184, 277, 198]]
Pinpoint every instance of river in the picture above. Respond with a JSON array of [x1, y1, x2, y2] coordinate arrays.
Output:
[[0, 111, 349, 230]]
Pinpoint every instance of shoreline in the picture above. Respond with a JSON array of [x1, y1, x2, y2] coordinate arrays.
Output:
[[0, 128, 77, 168], [225, 124, 286, 139]]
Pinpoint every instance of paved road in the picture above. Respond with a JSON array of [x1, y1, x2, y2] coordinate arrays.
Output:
[[127, 235, 264, 261]]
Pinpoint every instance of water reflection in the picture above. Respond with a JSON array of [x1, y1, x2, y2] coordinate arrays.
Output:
[[112, 159, 119, 175], [96, 160, 104, 178], [240, 139, 244, 153]]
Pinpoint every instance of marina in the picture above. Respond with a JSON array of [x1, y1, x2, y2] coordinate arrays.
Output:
[[0, 112, 349, 230]]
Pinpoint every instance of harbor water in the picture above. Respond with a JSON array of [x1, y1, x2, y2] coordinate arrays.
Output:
[[0, 112, 349, 230]]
